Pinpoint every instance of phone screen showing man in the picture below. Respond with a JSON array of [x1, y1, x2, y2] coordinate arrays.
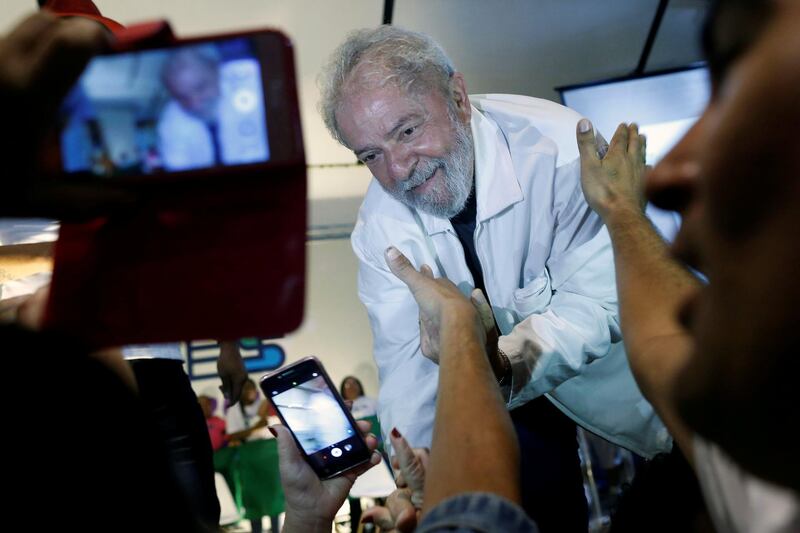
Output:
[[58, 36, 270, 177]]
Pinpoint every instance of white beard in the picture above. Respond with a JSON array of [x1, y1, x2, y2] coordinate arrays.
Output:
[[385, 116, 474, 219]]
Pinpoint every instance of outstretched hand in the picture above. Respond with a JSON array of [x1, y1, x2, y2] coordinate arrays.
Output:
[[385, 246, 484, 363], [362, 428, 428, 532], [577, 119, 648, 220]]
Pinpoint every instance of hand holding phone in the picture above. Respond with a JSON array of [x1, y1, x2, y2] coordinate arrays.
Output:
[[260, 357, 376, 479], [262, 358, 381, 529], [272, 420, 380, 530]]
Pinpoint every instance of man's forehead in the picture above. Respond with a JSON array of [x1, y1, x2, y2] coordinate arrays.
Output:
[[343, 61, 435, 109], [338, 84, 428, 144], [348, 85, 424, 117]]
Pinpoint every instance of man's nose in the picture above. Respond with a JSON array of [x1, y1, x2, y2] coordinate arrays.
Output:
[[647, 117, 709, 271], [646, 118, 705, 215], [385, 145, 417, 183]]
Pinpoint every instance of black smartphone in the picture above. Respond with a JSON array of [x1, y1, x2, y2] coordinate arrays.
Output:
[[259, 357, 372, 479], [48, 28, 304, 183]]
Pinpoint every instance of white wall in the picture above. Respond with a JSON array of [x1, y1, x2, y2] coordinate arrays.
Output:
[[190, 237, 379, 407]]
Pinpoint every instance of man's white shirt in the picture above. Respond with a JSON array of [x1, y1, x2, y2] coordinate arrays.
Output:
[[352, 94, 672, 457]]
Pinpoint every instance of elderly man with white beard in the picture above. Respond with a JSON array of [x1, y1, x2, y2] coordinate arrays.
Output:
[[319, 26, 672, 531]]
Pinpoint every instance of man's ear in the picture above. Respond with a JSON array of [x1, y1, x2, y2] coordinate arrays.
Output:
[[450, 72, 471, 124]]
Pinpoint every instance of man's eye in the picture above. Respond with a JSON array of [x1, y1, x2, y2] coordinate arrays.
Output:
[[362, 154, 376, 163], [403, 127, 416, 136]]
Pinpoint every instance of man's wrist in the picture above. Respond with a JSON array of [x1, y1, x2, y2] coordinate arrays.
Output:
[[441, 304, 484, 343], [602, 202, 648, 228]]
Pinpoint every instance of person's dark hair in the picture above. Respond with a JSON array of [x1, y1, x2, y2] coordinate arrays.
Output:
[[701, 0, 774, 86], [239, 378, 259, 420], [340, 375, 365, 399]]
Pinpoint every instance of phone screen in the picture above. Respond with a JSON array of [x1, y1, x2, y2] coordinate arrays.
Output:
[[261, 358, 371, 478], [58, 36, 271, 178]]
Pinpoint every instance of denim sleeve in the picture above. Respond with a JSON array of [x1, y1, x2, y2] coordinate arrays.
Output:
[[415, 492, 539, 533]]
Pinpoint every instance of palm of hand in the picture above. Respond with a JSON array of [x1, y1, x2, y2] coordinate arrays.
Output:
[[579, 122, 647, 217]]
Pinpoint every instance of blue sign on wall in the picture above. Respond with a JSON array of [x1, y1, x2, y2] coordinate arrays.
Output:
[[186, 338, 286, 380]]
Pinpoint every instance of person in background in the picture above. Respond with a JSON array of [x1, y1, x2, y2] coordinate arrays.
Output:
[[340, 375, 378, 423], [226, 378, 272, 444], [199, 391, 227, 452]]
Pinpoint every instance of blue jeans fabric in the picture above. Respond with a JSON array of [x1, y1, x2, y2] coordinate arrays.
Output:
[[416, 492, 540, 533]]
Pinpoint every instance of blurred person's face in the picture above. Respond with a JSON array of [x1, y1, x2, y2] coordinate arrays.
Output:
[[165, 54, 219, 122], [242, 381, 258, 406], [646, 1, 800, 489], [336, 72, 475, 218], [342, 378, 362, 400]]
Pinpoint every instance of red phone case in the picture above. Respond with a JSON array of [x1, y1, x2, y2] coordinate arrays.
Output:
[[43, 25, 306, 347]]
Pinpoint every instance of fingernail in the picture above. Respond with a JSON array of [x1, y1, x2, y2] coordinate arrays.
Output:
[[268, 426, 277, 438], [391, 427, 401, 438], [579, 118, 592, 133], [386, 246, 400, 260], [372, 451, 382, 464]]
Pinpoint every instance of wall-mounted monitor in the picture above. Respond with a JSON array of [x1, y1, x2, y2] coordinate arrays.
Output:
[[558, 64, 710, 165], [558, 64, 710, 240]]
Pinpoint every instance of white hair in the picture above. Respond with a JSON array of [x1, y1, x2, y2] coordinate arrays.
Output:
[[318, 25, 456, 146]]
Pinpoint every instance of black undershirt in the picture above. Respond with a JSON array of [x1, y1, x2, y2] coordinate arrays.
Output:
[[449, 186, 488, 299]]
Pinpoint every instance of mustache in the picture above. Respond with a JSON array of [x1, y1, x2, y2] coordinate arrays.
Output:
[[400, 160, 444, 191]]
